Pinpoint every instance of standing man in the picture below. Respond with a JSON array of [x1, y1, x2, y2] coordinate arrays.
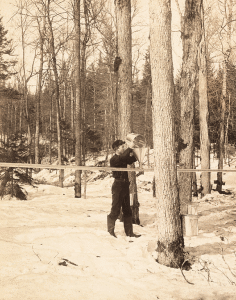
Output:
[[107, 140, 140, 238]]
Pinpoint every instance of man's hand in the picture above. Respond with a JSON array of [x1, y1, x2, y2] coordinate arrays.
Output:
[[126, 140, 135, 149]]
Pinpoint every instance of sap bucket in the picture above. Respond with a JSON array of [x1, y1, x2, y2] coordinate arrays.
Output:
[[133, 148, 148, 167], [126, 133, 147, 168], [126, 133, 146, 148], [182, 214, 199, 237]]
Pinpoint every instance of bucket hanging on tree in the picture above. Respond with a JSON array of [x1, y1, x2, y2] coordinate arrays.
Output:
[[126, 133, 147, 168]]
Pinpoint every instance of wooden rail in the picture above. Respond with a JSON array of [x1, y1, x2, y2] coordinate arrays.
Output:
[[0, 162, 235, 172]]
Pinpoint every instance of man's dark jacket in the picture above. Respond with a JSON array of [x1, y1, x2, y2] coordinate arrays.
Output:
[[110, 148, 137, 181]]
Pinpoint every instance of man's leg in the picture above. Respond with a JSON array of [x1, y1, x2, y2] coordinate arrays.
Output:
[[122, 185, 140, 238], [107, 215, 116, 237], [107, 182, 123, 237], [121, 188, 132, 219]]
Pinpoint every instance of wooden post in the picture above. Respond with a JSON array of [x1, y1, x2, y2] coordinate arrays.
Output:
[[11, 168, 14, 198], [83, 170, 87, 199]]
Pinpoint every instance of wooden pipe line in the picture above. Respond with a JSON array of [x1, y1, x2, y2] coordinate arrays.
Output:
[[0, 162, 235, 173]]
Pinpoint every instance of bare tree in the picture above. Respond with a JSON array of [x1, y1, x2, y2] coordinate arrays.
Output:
[[18, 1, 35, 167], [178, 0, 202, 213], [216, 0, 232, 192], [81, 0, 91, 164], [74, 0, 82, 198], [198, 1, 211, 196], [149, 0, 184, 267], [46, 0, 64, 187], [115, 0, 140, 224], [35, 4, 46, 166]]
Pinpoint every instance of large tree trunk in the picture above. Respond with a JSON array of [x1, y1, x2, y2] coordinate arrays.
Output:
[[74, 0, 82, 198], [198, 3, 211, 196], [109, 69, 118, 140], [115, 0, 140, 224], [178, 0, 202, 214], [47, 0, 64, 187], [149, 0, 184, 268], [115, 0, 132, 137]]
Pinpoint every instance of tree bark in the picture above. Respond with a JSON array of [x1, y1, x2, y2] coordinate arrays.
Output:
[[115, 0, 132, 138], [225, 94, 231, 166], [47, 0, 64, 187], [178, 0, 202, 214], [109, 69, 117, 140], [217, 59, 226, 192], [149, 0, 184, 268], [48, 61, 53, 165], [217, 0, 232, 192], [74, 0, 82, 198], [71, 83, 75, 157], [198, 3, 211, 195], [81, 0, 89, 165], [115, 0, 140, 224], [35, 13, 45, 166]]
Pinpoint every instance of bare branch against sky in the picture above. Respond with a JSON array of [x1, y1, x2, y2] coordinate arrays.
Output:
[[0, 0, 183, 79]]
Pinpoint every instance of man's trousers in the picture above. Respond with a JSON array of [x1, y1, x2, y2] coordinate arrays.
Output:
[[108, 180, 132, 220]]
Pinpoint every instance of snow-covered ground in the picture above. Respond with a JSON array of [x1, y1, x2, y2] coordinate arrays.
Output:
[[1, 151, 236, 299]]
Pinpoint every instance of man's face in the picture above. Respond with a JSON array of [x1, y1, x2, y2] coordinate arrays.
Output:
[[116, 143, 126, 155]]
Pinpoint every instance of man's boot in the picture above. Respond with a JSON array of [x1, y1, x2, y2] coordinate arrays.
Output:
[[107, 215, 117, 238], [123, 216, 141, 238]]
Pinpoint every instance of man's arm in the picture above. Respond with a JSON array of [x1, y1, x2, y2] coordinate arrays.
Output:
[[110, 148, 137, 168], [119, 148, 137, 164]]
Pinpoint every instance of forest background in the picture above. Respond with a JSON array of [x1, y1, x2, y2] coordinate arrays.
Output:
[[0, 0, 235, 161], [0, 0, 183, 162]]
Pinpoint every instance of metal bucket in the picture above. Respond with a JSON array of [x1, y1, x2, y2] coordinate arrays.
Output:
[[126, 133, 147, 166], [126, 133, 146, 148], [133, 147, 148, 164]]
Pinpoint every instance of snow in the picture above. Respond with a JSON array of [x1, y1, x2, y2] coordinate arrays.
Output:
[[1, 153, 236, 299]]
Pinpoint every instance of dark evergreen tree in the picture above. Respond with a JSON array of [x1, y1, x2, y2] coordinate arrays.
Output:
[[0, 133, 32, 200], [0, 16, 16, 83]]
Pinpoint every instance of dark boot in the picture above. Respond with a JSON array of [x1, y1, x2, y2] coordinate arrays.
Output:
[[124, 216, 141, 238], [107, 215, 117, 238]]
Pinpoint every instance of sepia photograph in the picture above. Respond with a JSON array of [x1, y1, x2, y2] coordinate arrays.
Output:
[[0, 0, 236, 299]]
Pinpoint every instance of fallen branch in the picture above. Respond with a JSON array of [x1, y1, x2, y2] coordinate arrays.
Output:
[[32, 245, 41, 261]]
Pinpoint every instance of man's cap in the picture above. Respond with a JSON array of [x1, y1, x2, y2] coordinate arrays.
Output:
[[112, 139, 125, 150]]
